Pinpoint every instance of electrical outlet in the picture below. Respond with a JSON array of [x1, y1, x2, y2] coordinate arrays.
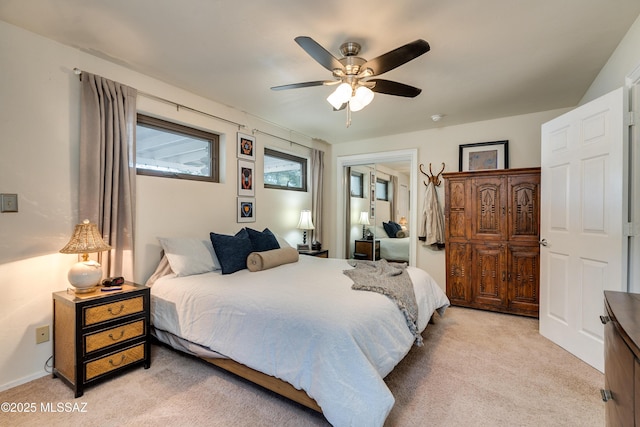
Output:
[[36, 325, 50, 344]]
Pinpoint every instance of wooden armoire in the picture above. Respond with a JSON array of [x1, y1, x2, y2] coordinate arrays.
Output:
[[443, 167, 540, 317]]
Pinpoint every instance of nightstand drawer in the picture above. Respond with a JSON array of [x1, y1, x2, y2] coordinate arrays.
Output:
[[85, 319, 145, 354], [85, 343, 145, 381], [84, 296, 144, 326]]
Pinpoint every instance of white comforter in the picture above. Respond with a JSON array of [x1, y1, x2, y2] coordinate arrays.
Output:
[[379, 236, 410, 262], [151, 256, 449, 427]]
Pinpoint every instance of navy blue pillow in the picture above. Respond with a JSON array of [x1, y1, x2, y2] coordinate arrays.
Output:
[[382, 222, 396, 238], [209, 229, 253, 274], [245, 227, 280, 252], [390, 221, 403, 235]]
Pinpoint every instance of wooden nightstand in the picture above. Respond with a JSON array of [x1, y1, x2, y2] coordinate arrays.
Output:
[[354, 239, 381, 260], [52, 282, 151, 397], [298, 249, 329, 258]]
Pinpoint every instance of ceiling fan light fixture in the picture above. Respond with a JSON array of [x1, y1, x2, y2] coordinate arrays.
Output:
[[354, 86, 374, 106], [349, 86, 374, 112], [327, 82, 352, 109]]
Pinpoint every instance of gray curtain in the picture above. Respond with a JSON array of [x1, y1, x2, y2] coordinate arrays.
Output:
[[390, 175, 398, 222], [79, 72, 137, 279], [310, 148, 324, 244]]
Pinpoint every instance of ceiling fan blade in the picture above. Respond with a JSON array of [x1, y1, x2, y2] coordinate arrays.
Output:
[[295, 36, 344, 72], [362, 39, 430, 76], [369, 79, 422, 97], [271, 80, 334, 91]]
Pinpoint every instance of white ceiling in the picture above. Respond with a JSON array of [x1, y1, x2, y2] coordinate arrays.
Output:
[[1, 0, 639, 144]]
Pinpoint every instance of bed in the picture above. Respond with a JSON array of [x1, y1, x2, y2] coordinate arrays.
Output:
[[147, 234, 449, 427], [378, 236, 410, 262], [369, 224, 411, 262]]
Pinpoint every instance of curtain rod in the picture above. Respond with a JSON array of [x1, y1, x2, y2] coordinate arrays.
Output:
[[73, 68, 247, 130], [251, 129, 311, 150]]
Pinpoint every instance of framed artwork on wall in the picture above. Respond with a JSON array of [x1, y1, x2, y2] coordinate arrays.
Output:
[[238, 159, 255, 196], [459, 140, 509, 171], [237, 132, 256, 160], [237, 197, 255, 223]]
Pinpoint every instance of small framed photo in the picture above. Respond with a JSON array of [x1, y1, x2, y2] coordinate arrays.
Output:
[[459, 140, 509, 171], [237, 197, 255, 223], [237, 132, 256, 160], [238, 159, 255, 196]]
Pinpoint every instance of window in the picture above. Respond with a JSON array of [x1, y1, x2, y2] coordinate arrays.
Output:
[[350, 172, 364, 197], [136, 114, 219, 182], [376, 179, 389, 201], [264, 148, 307, 191]]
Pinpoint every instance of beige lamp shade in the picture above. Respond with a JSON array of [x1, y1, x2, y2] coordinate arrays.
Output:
[[60, 219, 112, 293], [358, 212, 370, 225], [296, 210, 314, 249]]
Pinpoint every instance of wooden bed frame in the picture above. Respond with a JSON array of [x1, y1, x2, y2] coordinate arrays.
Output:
[[199, 313, 436, 414], [202, 356, 322, 412]]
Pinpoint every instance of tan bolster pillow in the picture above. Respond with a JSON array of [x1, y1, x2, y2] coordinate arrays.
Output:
[[247, 247, 299, 272]]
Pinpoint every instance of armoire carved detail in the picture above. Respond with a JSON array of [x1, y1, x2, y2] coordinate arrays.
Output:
[[444, 167, 540, 317]]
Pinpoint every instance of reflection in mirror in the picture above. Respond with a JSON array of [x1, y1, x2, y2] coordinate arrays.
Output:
[[345, 161, 411, 263]]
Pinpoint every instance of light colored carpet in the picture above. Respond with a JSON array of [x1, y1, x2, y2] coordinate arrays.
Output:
[[0, 307, 604, 426]]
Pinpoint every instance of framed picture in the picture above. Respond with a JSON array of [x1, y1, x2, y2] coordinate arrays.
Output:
[[238, 159, 255, 196], [237, 132, 256, 160], [237, 197, 255, 223], [459, 140, 509, 171]]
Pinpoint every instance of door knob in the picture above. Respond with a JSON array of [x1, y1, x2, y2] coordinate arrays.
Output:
[[539, 238, 548, 247]]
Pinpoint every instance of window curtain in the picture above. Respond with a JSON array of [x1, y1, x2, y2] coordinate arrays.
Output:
[[310, 148, 324, 244], [390, 175, 398, 222], [79, 72, 137, 279]]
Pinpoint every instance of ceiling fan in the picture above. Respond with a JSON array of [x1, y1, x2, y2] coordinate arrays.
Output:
[[271, 36, 430, 125]]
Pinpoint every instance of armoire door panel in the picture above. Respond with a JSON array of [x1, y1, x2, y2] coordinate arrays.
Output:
[[445, 242, 471, 305], [472, 243, 506, 308], [471, 177, 506, 240], [508, 245, 540, 314], [508, 174, 540, 241]]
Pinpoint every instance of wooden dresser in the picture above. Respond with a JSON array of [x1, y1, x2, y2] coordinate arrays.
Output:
[[443, 167, 540, 317], [602, 291, 640, 426], [52, 283, 150, 397]]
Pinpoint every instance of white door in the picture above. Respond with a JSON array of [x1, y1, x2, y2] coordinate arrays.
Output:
[[539, 87, 627, 372]]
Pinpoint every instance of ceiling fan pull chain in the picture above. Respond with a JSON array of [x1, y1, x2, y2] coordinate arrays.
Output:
[[346, 103, 352, 127]]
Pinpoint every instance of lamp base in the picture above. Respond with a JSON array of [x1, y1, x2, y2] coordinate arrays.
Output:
[[72, 285, 99, 294], [68, 260, 103, 293]]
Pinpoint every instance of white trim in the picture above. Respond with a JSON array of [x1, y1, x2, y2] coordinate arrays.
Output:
[[626, 61, 640, 292], [336, 149, 418, 265], [0, 369, 48, 392]]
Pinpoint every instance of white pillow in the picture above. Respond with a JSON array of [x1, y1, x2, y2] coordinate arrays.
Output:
[[273, 232, 292, 249], [157, 237, 221, 276]]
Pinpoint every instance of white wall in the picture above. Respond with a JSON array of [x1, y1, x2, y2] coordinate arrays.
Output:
[[328, 108, 569, 288], [0, 21, 325, 391], [581, 13, 640, 104]]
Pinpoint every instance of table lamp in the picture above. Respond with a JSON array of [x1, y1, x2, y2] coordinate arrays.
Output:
[[296, 210, 315, 250], [60, 219, 112, 293], [399, 216, 407, 230], [359, 212, 370, 239]]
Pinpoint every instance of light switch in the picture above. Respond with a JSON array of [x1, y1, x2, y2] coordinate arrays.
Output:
[[0, 193, 18, 212]]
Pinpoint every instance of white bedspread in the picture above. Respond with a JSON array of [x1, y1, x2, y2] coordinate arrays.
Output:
[[151, 256, 449, 427], [379, 236, 410, 262]]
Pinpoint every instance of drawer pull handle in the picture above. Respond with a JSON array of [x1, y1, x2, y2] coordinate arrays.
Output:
[[600, 389, 612, 402], [108, 330, 125, 341], [599, 315, 610, 324], [109, 355, 126, 367], [108, 304, 125, 316]]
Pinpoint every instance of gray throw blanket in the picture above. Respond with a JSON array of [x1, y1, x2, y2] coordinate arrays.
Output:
[[344, 259, 422, 346]]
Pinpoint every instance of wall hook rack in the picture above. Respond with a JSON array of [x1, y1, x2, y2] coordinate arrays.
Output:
[[420, 162, 445, 187]]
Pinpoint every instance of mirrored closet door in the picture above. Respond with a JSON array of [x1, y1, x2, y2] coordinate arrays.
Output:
[[345, 161, 411, 263]]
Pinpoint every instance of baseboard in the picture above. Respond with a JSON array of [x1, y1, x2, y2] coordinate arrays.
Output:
[[0, 370, 48, 393]]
